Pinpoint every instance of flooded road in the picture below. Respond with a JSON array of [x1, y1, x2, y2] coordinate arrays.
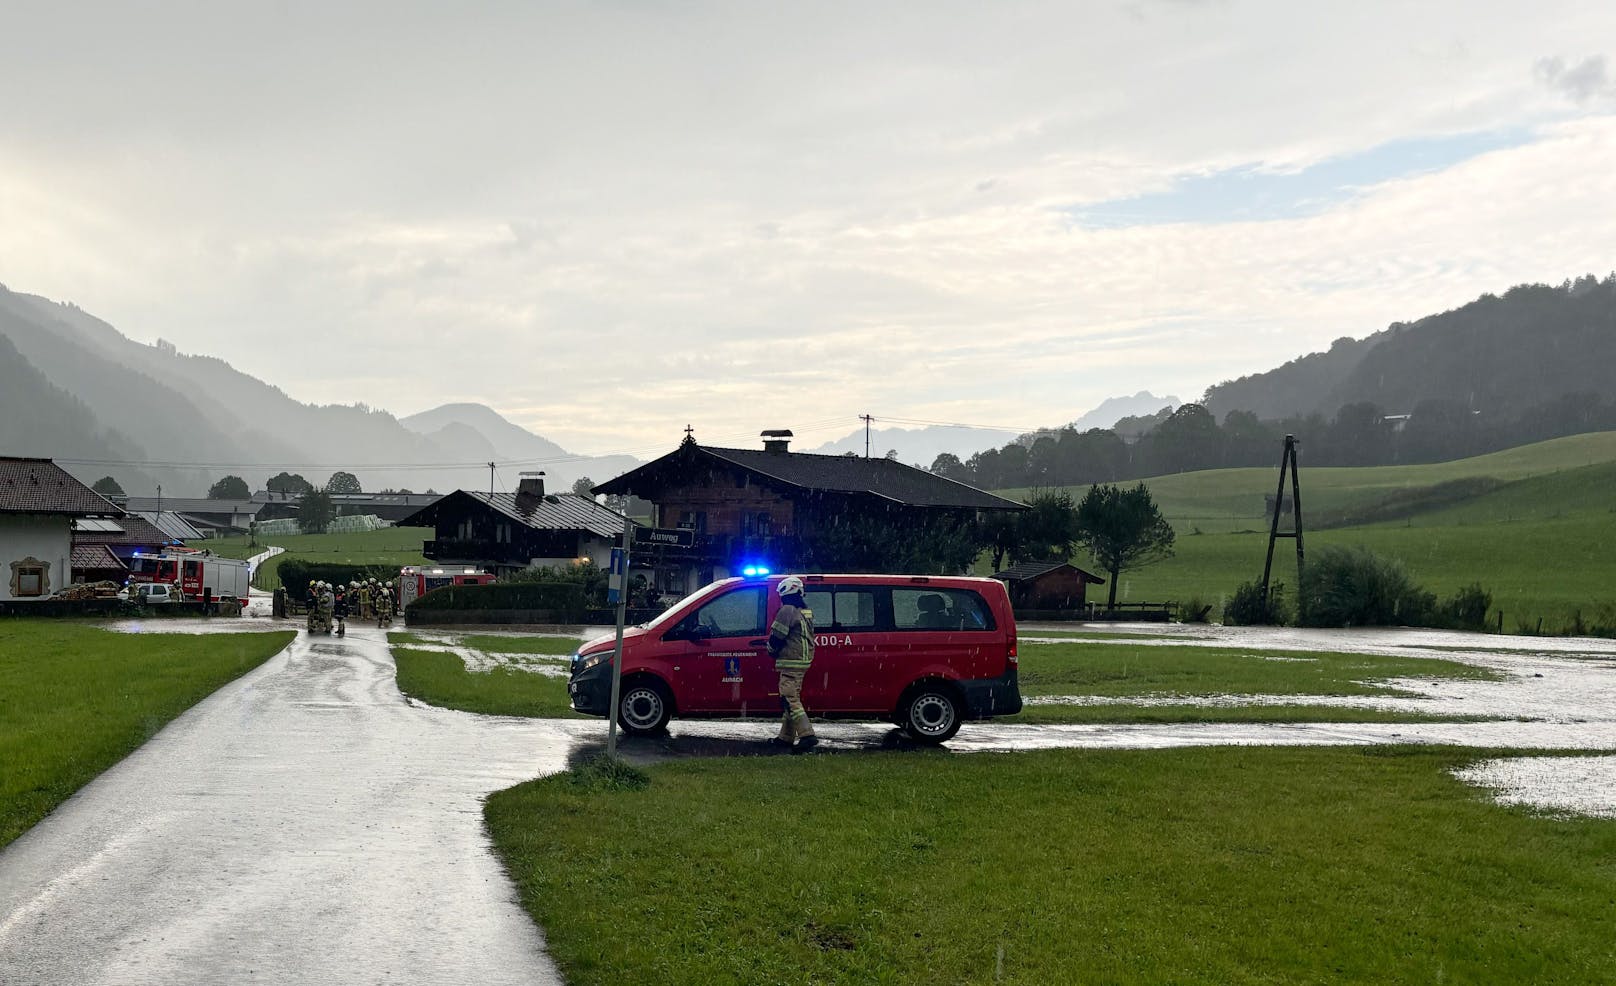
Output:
[[0, 626, 569, 986]]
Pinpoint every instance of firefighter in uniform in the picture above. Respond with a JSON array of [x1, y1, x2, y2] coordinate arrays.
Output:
[[768, 575, 818, 751], [376, 584, 394, 628], [358, 580, 372, 620]]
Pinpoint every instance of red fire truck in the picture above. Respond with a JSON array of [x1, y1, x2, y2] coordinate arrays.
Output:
[[125, 550, 253, 607], [396, 565, 495, 610]]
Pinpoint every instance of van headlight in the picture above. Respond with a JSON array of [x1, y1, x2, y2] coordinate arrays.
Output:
[[576, 651, 609, 672]]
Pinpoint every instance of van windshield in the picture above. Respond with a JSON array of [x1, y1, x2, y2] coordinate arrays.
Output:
[[642, 579, 738, 630]]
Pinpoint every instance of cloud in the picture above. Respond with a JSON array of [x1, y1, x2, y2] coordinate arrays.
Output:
[[3, 3, 1616, 455], [1535, 55, 1616, 104]]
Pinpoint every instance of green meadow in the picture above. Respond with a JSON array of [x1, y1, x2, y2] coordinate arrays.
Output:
[[1003, 431, 1616, 630], [207, 526, 432, 589], [0, 622, 294, 849], [487, 746, 1616, 985]]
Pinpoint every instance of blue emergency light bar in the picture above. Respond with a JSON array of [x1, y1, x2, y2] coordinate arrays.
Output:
[[741, 565, 771, 577]]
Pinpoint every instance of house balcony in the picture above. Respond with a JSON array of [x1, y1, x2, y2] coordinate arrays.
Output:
[[423, 538, 525, 563]]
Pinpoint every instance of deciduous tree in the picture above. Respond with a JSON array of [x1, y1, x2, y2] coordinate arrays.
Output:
[[1074, 482, 1176, 610], [325, 471, 362, 494], [297, 487, 335, 534], [208, 475, 251, 499], [91, 476, 124, 497], [266, 472, 314, 494]]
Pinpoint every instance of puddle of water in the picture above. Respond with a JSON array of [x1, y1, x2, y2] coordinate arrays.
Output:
[[1454, 756, 1616, 819]]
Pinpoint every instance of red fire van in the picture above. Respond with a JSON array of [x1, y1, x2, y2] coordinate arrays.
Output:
[[568, 573, 1021, 743]]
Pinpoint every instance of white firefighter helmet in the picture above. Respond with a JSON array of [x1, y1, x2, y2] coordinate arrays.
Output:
[[776, 575, 804, 598]]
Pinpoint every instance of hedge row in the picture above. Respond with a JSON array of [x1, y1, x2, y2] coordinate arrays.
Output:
[[277, 560, 401, 598], [406, 582, 588, 620]]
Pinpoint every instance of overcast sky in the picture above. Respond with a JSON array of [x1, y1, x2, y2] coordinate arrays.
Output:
[[3, 1, 1615, 456]]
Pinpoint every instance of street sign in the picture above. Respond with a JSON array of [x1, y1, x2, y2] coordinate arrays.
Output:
[[632, 526, 695, 549], [606, 547, 626, 604]]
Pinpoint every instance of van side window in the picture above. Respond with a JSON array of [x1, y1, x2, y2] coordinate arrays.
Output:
[[685, 586, 765, 637], [892, 588, 994, 631], [803, 588, 878, 630]]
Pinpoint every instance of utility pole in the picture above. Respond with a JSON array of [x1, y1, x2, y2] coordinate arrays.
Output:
[[1260, 435, 1305, 607], [156, 483, 162, 514], [488, 462, 495, 496], [605, 512, 634, 759], [860, 414, 873, 458]]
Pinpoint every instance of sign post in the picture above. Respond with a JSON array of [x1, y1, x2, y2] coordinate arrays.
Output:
[[605, 517, 634, 759]]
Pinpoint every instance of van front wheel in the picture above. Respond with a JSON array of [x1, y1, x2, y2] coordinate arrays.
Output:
[[618, 679, 673, 735], [901, 685, 962, 744]]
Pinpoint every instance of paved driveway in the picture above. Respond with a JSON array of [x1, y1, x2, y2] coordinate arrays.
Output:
[[0, 627, 571, 986]]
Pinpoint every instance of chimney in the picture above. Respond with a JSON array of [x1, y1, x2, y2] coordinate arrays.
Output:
[[761, 429, 793, 453], [515, 471, 546, 503]]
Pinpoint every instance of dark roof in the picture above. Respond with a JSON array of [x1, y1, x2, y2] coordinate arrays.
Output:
[[135, 511, 206, 542], [72, 513, 177, 547], [71, 543, 126, 571], [0, 457, 124, 516], [123, 496, 261, 516], [397, 490, 627, 538], [595, 443, 1025, 511], [991, 560, 1105, 584]]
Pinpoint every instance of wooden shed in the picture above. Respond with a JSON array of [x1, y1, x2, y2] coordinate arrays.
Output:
[[990, 560, 1105, 614]]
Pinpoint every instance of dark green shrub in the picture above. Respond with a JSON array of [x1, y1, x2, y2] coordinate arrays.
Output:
[[1439, 582, 1493, 630], [501, 560, 609, 607], [277, 560, 400, 597], [406, 581, 587, 620], [1223, 579, 1291, 626], [1175, 595, 1213, 623], [1296, 545, 1435, 628]]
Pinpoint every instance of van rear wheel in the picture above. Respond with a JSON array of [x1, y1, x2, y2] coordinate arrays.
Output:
[[901, 685, 962, 744], [618, 679, 673, 735]]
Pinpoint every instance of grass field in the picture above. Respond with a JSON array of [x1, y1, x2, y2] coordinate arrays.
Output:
[[487, 746, 1616, 984], [391, 645, 585, 718], [1014, 641, 1495, 697], [996, 432, 1616, 631], [1002, 639, 1491, 725], [0, 622, 295, 849], [206, 527, 433, 590]]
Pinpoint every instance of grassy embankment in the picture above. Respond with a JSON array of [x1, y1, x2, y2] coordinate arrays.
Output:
[[390, 631, 586, 718], [487, 746, 1616, 985], [1001, 432, 1616, 630], [205, 526, 433, 590], [0, 622, 295, 849], [387, 629, 1489, 726]]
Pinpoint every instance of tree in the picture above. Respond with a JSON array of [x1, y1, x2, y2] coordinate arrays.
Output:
[[929, 452, 970, 483], [326, 471, 362, 494], [571, 476, 597, 497], [267, 472, 314, 494], [1015, 489, 1081, 564], [1074, 482, 1176, 610], [91, 476, 124, 497], [297, 487, 335, 534], [802, 512, 984, 575], [208, 475, 251, 499]]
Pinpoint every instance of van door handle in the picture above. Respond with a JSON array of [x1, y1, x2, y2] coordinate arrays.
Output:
[[749, 639, 767, 647]]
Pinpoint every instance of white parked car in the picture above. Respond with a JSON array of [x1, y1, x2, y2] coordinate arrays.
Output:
[[123, 583, 180, 604]]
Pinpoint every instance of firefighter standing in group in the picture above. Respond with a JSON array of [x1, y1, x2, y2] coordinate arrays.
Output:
[[768, 576, 818, 752]]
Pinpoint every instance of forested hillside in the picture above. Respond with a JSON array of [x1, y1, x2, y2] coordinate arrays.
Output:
[[0, 285, 636, 495], [1206, 274, 1616, 420], [938, 274, 1616, 490]]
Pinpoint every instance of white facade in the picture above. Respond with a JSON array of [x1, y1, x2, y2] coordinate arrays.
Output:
[[0, 514, 72, 601]]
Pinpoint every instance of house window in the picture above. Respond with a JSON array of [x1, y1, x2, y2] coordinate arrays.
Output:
[[9, 557, 51, 598], [496, 523, 511, 543]]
